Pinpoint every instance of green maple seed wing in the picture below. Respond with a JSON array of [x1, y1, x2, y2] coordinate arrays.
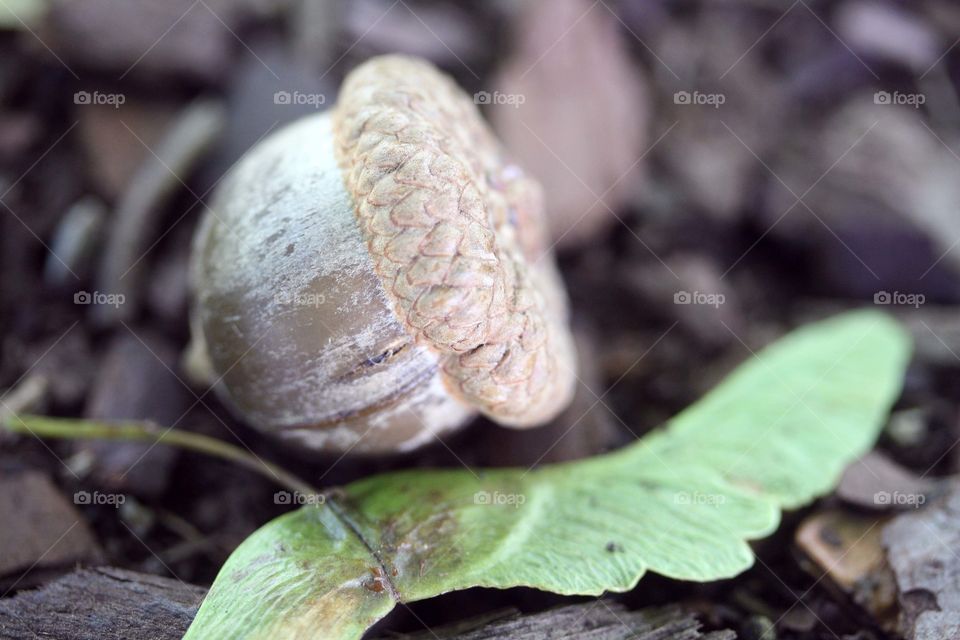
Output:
[[656, 310, 911, 507], [186, 507, 394, 639], [184, 310, 910, 640]]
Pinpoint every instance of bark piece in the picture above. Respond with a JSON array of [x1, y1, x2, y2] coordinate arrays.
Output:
[[837, 451, 939, 511], [43, 196, 106, 286], [78, 330, 191, 497], [22, 329, 95, 407], [900, 306, 960, 366], [0, 112, 40, 163], [835, 1, 941, 72], [47, 0, 235, 83], [94, 100, 224, 326], [764, 98, 960, 298], [795, 509, 897, 629], [883, 481, 960, 640], [390, 603, 734, 640], [0, 566, 204, 640], [341, 0, 487, 69], [0, 471, 101, 582], [76, 100, 177, 200], [626, 253, 743, 350]]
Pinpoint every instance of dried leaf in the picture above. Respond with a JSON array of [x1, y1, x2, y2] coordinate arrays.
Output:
[[489, 0, 649, 247]]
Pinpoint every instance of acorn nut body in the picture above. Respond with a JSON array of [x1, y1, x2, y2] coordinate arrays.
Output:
[[189, 56, 577, 454]]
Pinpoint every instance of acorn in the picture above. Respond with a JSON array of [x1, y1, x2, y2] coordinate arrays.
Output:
[[188, 55, 577, 454]]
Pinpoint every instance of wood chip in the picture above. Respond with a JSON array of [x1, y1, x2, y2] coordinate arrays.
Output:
[[78, 330, 191, 497], [93, 100, 224, 326], [0, 566, 204, 640], [837, 451, 939, 511], [0, 471, 101, 583], [389, 603, 734, 640], [47, 0, 236, 83], [795, 509, 898, 629], [883, 481, 960, 640]]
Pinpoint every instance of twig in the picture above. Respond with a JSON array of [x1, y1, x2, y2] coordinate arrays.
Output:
[[2, 414, 319, 496]]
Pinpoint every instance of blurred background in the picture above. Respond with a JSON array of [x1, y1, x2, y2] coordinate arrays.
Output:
[[1, 0, 960, 637]]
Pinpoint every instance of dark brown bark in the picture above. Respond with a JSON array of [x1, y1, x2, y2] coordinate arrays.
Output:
[[387, 603, 735, 640], [0, 567, 204, 640]]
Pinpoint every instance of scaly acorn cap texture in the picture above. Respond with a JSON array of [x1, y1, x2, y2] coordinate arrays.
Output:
[[189, 55, 576, 454], [332, 55, 576, 427]]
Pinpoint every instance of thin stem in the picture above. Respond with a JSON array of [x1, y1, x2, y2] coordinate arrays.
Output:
[[3, 414, 319, 496]]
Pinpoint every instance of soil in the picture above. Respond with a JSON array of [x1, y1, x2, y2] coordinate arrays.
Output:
[[2, 1, 960, 638]]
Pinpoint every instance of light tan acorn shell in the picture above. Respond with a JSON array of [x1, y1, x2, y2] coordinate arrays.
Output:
[[189, 55, 577, 454]]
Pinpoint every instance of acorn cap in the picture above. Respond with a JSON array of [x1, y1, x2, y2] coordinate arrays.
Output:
[[333, 56, 576, 426]]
